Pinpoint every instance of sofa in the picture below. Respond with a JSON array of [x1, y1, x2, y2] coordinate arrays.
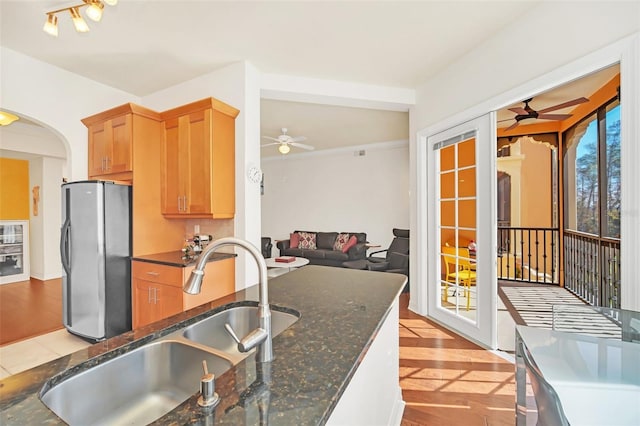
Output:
[[276, 231, 368, 267]]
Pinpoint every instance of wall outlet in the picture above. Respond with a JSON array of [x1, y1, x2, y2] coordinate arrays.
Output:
[[194, 224, 200, 234]]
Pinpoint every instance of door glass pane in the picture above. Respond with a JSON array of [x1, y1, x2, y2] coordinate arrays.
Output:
[[440, 171, 455, 199], [440, 145, 455, 171], [438, 135, 477, 321], [440, 201, 455, 227], [458, 168, 476, 198], [605, 100, 620, 238]]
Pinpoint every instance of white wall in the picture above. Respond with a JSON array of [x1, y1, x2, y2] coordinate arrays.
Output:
[[27, 156, 63, 280], [261, 141, 409, 254], [409, 1, 640, 312]]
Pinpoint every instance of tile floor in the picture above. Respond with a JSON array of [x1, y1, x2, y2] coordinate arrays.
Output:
[[0, 329, 91, 379]]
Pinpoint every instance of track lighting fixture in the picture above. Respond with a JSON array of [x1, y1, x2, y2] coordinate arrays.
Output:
[[43, 0, 118, 36]]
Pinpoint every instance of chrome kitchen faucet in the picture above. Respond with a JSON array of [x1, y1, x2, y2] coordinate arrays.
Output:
[[183, 237, 273, 363]]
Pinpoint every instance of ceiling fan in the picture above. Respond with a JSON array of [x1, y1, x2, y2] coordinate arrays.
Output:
[[261, 128, 314, 154], [501, 96, 589, 131]]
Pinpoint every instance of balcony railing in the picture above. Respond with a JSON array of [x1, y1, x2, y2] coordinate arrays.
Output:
[[497, 227, 559, 284], [563, 231, 621, 309]]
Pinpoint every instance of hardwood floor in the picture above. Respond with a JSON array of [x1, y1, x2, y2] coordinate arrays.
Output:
[[399, 293, 515, 426], [0, 278, 63, 346]]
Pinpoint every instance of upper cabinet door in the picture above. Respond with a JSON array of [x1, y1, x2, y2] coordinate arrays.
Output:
[[185, 109, 212, 215], [88, 122, 110, 177], [109, 114, 133, 174], [161, 117, 186, 215], [160, 97, 239, 219], [84, 112, 133, 179]]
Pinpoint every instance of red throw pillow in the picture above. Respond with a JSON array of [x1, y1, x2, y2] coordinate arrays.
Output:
[[342, 235, 358, 253], [290, 232, 300, 248]]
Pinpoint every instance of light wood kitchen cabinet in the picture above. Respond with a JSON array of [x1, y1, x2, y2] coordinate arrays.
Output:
[[131, 257, 235, 329], [82, 104, 161, 181], [160, 98, 239, 219]]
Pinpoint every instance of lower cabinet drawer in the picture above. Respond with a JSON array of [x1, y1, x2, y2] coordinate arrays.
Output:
[[132, 261, 183, 286]]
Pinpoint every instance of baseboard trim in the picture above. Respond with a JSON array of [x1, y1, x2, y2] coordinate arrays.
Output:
[[387, 385, 406, 426]]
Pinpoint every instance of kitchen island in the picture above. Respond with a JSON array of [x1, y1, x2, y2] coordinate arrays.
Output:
[[0, 265, 406, 425]]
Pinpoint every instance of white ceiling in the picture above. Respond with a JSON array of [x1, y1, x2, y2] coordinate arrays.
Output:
[[0, 1, 535, 95], [0, 1, 618, 158], [260, 99, 409, 156]]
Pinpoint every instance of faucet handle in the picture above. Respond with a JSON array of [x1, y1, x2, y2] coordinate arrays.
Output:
[[224, 323, 242, 345], [198, 360, 220, 408], [225, 323, 268, 353]]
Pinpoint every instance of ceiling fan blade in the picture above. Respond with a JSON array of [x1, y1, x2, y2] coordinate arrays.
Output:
[[537, 113, 572, 121], [290, 136, 307, 143], [261, 142, 280, 148], [509, 107, 528, 115], [290, 142, 314, 150], [504, 121, 520, 131], [497, 118, 516, 123], [538, 97, 588, 114], [262, 136, 281, 142]]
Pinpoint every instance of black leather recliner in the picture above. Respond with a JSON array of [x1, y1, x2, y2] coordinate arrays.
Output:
[[343, 228, 409, 279], [261, 237, 273, 258], [366, 228, 409, 275]]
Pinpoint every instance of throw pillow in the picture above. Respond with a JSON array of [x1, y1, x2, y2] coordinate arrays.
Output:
[[341, 235, 358, 253], [298, 232, 317, 249], [290, 232, 300, 248], [333, 233, 351, 251]]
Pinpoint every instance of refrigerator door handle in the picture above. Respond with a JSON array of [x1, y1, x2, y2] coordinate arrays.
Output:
[[60, 217, 72, 326], [60, 218, 71, 276]]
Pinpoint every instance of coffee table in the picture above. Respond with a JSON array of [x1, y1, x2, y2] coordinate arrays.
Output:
[[264, 257, 310, 277]]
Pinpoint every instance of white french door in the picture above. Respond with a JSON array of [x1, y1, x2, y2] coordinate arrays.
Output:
[[426, 113, 497, 349]]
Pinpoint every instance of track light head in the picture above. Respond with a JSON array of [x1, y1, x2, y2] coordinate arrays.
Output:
[[85, 1, 104, 22], [70, 7, 90, 32], [43, 14, 58, 37]]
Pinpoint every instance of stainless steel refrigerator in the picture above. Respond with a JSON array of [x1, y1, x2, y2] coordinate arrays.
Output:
[[60, 181, 132, 342]]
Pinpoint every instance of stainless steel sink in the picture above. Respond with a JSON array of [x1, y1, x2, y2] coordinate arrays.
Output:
[[182, 305, 299, 359], [40, 340, 232, 426]]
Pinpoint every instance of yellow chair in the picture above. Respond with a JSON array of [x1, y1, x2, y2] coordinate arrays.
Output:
[[442, 246, 476, 311]]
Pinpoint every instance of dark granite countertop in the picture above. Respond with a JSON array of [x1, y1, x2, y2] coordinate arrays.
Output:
[[0, 266, 406, 425], [132, 251, 236, 267]]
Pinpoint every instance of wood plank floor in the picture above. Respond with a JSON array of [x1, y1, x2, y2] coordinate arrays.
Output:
[[0, 278, 63, 346], [399, 293, 516, 426]]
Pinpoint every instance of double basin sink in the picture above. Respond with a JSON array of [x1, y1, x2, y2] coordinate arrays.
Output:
[[39, 305, 300, 425]]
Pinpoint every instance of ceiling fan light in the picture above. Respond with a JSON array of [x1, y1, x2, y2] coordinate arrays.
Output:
[[103, 0, 118, 5], [85, 1, 104, 22], [278, 144, 291, 155], [70, 7, 90, 32], [43, 14, 58, 37], [0, 111, 20, 126]]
